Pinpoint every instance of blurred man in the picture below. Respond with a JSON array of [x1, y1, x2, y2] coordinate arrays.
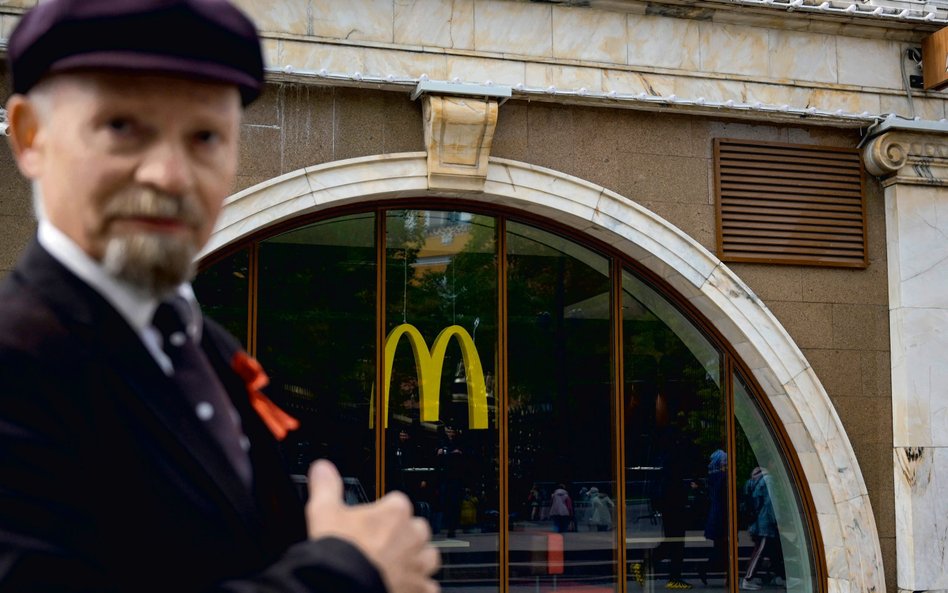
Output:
[[0, 1, 439, 592]]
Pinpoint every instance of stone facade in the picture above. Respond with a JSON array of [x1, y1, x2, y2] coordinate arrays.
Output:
[[2, 1, 947, 592], [204, 92, 891, 593], [864, 129, 948, 592]]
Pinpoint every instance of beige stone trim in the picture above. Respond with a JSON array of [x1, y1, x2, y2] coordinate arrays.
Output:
[[203, 153, 885, 593], [421, 95, 499, 192], [224, 0, 948, 132], [863, 128, 948, 592], [864, 130, 948, 187]]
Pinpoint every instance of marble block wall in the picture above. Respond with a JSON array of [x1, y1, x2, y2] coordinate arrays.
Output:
[[886, 182, 948, 592], [863, 127, 948, 592], [222, 0, 947, 121], [2, 0, 946, 120]]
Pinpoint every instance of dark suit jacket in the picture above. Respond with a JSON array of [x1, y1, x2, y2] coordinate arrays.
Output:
[[0, 239, 386, 593]]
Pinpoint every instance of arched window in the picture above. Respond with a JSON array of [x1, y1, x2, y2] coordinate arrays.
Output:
[[195, 205, 819, 593]]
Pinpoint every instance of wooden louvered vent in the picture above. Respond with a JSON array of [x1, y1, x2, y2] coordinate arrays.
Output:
[[714, 139, 867, 268]]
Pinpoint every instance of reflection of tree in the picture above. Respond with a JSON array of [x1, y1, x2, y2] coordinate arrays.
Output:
[[252, 217, 379, 485], [193, 248, 250, 348], [624, 310, 724, 488], [386, 211, 426, 325], [505, 230, 613, 503], [683, 363, 724, 456], [421, 216, 496, 330], [260, 243, 376, 409], [384, 211, 500, 526], [387, 212, 495, 332], [386, 212, 498, 402]]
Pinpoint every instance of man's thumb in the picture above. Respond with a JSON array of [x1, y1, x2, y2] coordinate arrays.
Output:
[[307, 458, 344, 508]]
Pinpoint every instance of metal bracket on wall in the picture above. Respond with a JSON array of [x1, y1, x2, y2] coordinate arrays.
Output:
[[411, 80, 512, 104]]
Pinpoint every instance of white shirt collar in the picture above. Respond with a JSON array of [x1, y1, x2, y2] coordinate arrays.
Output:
[[37, 220, 201, 340]]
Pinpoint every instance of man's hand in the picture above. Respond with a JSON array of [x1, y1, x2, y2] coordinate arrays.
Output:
[[306, 459, 441, 593]]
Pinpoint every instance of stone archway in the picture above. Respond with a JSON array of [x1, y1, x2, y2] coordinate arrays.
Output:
[[202, 152, 884, 593]]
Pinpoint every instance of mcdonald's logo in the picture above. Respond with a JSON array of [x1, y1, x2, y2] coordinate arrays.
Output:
[[371, 323, 489, 430]]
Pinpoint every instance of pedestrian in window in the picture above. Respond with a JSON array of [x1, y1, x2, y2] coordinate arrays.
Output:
[[631, 409, 698, 590], [588, 487, 616, 532], [549, 483, 574, 533], [741, 467, 785, 590], [527, 483, 541, 521], [699, 448, 729, 586], [436, 423, 465, 538], [388, 427, 422, 498], [0, 2, 439, 592], [459, 487, 480, 532]]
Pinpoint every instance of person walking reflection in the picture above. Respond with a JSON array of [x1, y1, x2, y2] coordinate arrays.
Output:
[[741, 467, 784, 590], [527, 483, 541, 522], [460, 488, 480, 533], [388, 428, 420, 495], [436, 423, 465, 538], [588, 487, 616, 532], [632, 414, 698, 590], [549, 483, 574, 533], [700, 448, 728, 586]]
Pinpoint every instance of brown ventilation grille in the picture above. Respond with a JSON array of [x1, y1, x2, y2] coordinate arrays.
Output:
[[714, 138, 867, 268]]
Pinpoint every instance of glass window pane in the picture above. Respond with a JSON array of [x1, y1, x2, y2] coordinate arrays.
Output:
[[385, 210, 500, 592], [198, 208, 819, 593], [256, 214, 378, 499], [734, 375, 816, 593], [621, 271, 728, 592], [506, 221, 617, 593], [193, 248, 250, 348]]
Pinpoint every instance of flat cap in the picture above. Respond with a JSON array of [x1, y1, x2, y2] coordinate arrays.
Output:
[[7, 0, 265, 105]]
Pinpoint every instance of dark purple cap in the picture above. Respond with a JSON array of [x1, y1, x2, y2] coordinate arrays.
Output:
[[7, 0, 265, 105]]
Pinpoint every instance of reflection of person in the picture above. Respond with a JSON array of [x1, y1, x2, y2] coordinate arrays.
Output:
[[741, 467, 785, 590], [436, 423, 465, 537], [633, 416, 698, 590], [527, 483, 541, 521], [588, 487, 616, 532], [549, 483, 574, 533], [700, 449, 728, 586], [388, 427, 421, 496], [0, 2, 439, 591], [460, 488, 480, 532]]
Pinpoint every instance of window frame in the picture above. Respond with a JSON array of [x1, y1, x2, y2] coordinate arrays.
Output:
[[197, 198, 828, 593]]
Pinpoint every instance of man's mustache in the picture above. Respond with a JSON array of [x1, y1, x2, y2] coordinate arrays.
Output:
[[102, 188, 203, 228]]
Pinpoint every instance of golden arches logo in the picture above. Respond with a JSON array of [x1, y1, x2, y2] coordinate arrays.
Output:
[[372, 324, 489, 430]]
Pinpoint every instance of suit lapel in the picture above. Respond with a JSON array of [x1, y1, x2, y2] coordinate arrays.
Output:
[[201, 327, 307, 542], [13, 239, 264, 533], [106, 335, 264, 531]]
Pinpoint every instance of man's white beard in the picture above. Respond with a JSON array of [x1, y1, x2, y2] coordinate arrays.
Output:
[[34, 182, 202, 297], [102, 233, 197, 297]]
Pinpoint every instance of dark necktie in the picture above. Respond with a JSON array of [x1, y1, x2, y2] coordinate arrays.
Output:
[[152, 296, 253, 489]]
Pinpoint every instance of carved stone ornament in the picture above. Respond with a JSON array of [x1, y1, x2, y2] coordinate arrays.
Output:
[[421, 94, 499, 192], [863, 130, 948, 187]]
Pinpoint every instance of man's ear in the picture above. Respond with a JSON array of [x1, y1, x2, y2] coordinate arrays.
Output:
[[5, 94, 44, 179]]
